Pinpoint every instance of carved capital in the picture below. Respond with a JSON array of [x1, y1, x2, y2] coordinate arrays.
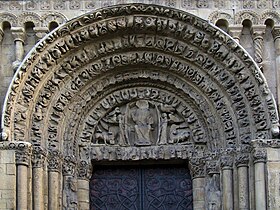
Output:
[[272, 27, 280, 41], [228, 25, 243, 42], [48, 150, 62, 172], [252, 26, 266, 40], [62, 155, 76, 176], [220, 155, 234, 169], [206, 159, 219, 175], [235, 153, 249, 167], [189, 157, 206, 178], [251, 139, 267, 163], [11, 27, 26, 43], [15, 142, 32, 166], [77, 160, 92, 180], [33, 27, 49, 40], [253, 148, 267, 163], [32, 146, 46, 168], [272, 27, 280, 54]]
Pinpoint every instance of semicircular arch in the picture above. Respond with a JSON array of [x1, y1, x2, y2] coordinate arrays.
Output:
[[1, 4, 278, 165]]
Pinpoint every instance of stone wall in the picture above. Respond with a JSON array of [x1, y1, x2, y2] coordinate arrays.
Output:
[[0, 149, 16, 210]]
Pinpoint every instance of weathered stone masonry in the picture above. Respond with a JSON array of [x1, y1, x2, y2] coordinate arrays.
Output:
[[1, 1, 280, 210]]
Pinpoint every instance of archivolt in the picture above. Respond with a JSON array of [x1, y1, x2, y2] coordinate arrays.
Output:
[[1, 4, 278, 158]]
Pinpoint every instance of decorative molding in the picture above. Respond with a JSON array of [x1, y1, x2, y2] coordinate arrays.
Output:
[[234, 10, 260, 25], [208, 11, 234, 25]]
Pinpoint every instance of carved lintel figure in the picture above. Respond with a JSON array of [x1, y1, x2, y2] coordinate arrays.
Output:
[[131, 100, 154, 146]]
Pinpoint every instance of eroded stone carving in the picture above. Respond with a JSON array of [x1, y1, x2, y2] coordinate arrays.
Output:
[[92, 99, 192, 147]]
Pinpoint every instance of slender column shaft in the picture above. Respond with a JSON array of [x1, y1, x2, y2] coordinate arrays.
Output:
[[252, 26, 266, 64], [47, 150, 62, 210], [78, 179, 90, 210], [48, 171, 60, 210], [222, 168, 234, 210], [33, 167, 44, 210], [273, 28, 280, 112], [254, 162, 266, 210], [32, 147, 46, 210], [237, 166, 249, 210], [17, 165, 28, 210], [15, 142, 32, 210], [192, 177, 205, 209], [252, 142, 267, 210], [11, 27, 25, 71]]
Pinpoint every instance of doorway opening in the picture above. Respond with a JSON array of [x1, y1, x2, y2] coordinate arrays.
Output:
[[90, 164, 193, 210]]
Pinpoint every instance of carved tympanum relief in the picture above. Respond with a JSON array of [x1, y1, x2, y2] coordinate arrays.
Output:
[[93, 100, 191, 146]]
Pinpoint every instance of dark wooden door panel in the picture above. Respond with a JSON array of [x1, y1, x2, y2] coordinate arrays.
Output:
[[90, 165, 193, 210]]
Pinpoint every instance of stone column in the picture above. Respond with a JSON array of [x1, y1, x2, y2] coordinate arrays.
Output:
[[62, 156, 78, 210], [252, 26, 266, 65], [235, 151, 250, 210], [15, 142, 32, 210], [32, 147, 46, 210], [33, 27, 49, 42], [11, 27, 26, 71], [221, 155, 234, 210], [77, 160, 91, 210], [47, 150, 62, 210], [252, 144, 267, 210], [272, 27, 280, 111], [189, 157, 206, 209], [229, 25, 243, 43]]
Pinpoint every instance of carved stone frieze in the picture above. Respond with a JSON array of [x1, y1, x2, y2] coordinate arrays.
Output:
[[91, 145, 190, 161]]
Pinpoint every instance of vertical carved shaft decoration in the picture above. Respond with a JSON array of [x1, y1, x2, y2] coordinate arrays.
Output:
[[235, 151, 250, 210], [62, 156, 78, 210], [253, 26, 266, 65], [252, 142, 267, 210], [32, 147, 46, 210], [221, 155, 234, 210], [11, 27, 25, 72], [77, 160, 91, 210], [229, 25, 243, 43], [189, 157, 206, 209], [273, 27, 280, 111], [47, 150, 62, 210], [0, 28, 4, 44], [15, 142, 32, 210]]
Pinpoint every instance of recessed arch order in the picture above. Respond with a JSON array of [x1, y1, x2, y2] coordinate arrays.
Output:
[[1, 3, 279, 171]]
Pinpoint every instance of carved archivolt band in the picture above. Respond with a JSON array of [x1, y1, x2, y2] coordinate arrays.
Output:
[[1, 4, 278, 167]]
